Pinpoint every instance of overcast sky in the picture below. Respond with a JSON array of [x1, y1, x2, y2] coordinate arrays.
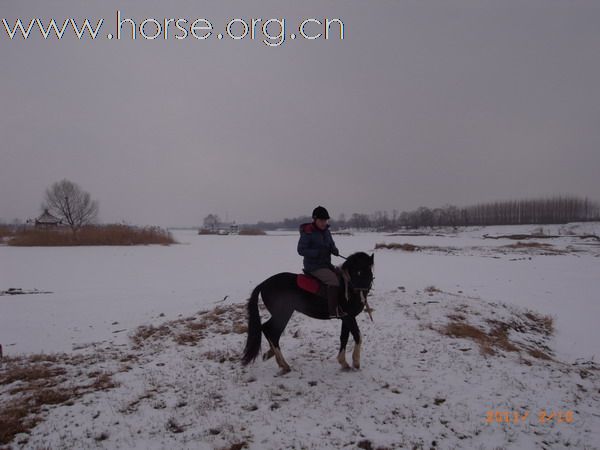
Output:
[[1, 0, 599, 226]]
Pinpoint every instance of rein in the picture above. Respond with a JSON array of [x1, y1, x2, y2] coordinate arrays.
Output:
[[341, 268, 374, 322]]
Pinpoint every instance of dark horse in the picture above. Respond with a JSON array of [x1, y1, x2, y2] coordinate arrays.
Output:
[[241, 252, 374, 373]]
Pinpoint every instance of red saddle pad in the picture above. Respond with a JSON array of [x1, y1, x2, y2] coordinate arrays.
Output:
[[296, 274, 321, 295]]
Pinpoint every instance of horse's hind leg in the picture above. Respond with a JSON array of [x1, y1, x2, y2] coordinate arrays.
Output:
[[269, 341, 291, 374], [262, 310, 293, 374], [262, 319, 275, 361], [261, 319, 276, 363], [262, 347, 275, 361]]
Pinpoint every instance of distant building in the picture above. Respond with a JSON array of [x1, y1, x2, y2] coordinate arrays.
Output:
[[226, 222, 239, 234], [199, 221, 239, 235], [214, 222, 239, 235], [34, 209, 62, 228]]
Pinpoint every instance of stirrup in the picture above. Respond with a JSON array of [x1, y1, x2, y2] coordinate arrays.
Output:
[[329, 307, 348, 319]]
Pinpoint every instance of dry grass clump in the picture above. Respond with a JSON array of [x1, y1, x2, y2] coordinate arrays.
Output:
[[166, 417, 185, 434], [485, 321, 520, 354], [527, 348, 553, 360], [0, 224, 17, 240], [504, 241, 552, 249], [357, 439, 392, 450], [488, 313, 554, 338], [0, 364, 66, 386], [0, 355, 119, 445], [375, 242, 460, 254], [32, 388, 76, 406], [8, 225, 176, 246], [232, 322, 248, 334], [238, 228, 266, 236], [203, 349, 238, 363], [524, 311, 554, 336], [120, 390, 156, 414], [218, 443, 249, 450], [442, 321, 518, 356], [131, 324, 172, 348], [180, 305, 247, 341], [424, 286, 441, 294], [175, 331, 202, 346], [446, 313, 466, 322], [0, 400, 40, 445], [375, 242, 420, 251], [90, 372, 119, 391], [443, 322, 488, 343], [25, 353, 63, 363], [132, 303, 247, 349], [441, 308, 555, 360]]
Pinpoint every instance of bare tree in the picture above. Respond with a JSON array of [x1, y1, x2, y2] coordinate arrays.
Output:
[[43, 179, 99, 234], [203, 214, 221, 231]]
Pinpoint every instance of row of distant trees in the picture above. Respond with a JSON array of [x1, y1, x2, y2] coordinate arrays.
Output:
[[251, 196, 600, 231]]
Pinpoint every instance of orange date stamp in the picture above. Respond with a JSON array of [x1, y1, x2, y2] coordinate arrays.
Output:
[[485, 410, 574, 425]]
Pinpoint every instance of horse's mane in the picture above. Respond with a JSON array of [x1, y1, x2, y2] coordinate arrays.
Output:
[[341, 252, 372, 270]]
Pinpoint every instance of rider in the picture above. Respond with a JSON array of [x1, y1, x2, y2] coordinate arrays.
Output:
[[297, 206, 347, 319]]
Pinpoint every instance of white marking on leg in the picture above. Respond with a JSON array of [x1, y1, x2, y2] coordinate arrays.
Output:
[[263, 348, 275, 361], [337, 348, 350, 369], [267, 338, 284, 369], [273, 347, 291, 373]]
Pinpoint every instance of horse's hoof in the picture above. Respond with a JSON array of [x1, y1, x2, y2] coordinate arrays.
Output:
[[338, 359, 350, 369], [263, 349, 275, 361], [338, 359, 351, 370], [352, 363, 361, 370], [277, 367, 291, 376], [340, 365, 352, 372]]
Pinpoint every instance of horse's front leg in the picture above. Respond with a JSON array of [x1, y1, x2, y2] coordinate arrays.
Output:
[[337, 321, 351, 370], [347, 317, 362, 369]]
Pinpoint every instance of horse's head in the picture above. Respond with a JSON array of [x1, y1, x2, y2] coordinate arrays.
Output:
[[341, 252, 374, 292]]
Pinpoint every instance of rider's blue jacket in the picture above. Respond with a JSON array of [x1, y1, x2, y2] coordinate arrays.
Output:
[[297, 222, 339, 272]]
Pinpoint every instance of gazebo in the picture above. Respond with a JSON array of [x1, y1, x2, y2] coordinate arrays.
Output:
[[35, 209, 62, 228]]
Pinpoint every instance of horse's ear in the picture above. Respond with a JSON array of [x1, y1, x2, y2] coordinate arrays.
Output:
[[370, 253, 375, 264]]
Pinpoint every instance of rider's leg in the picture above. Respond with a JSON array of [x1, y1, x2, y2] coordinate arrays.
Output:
[[310, 268, 346, 318]]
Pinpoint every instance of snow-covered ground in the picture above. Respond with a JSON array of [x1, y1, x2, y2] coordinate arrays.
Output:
[[1, 224, 599, 449], [1, 225, 599, 361]]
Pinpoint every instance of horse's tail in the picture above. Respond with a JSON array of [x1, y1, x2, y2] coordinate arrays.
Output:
[[241, 282, 263, 365]]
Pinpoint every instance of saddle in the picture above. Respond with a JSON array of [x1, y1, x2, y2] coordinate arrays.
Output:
[[296, 268, 345, 299]]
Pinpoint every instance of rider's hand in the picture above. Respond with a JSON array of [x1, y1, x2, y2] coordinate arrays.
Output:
[[332, 248, 340, 257]]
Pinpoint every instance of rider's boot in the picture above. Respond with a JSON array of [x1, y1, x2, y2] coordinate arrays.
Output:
[[327, 286, 347, 319]]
